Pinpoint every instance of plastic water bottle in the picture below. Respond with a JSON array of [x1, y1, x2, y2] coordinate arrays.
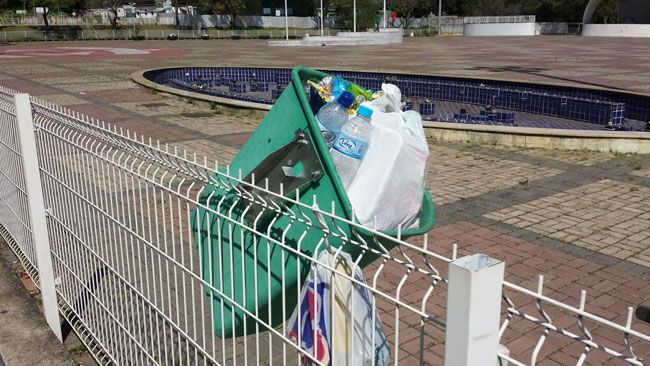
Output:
[[315, 91, 354, 148], [331, 105, 374, 188]]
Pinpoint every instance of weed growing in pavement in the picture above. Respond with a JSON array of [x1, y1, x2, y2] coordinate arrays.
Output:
[[69, 344, 87, 354]]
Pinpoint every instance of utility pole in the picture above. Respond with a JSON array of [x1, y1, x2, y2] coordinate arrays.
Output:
[[353, 0, 356, 32], [284, 0, 289, 40], [438, 0, 442, 36], [320, 0, 324, 36]]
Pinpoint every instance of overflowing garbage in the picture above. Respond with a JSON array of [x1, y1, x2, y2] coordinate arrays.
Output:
[[311, 75, 430, 231]]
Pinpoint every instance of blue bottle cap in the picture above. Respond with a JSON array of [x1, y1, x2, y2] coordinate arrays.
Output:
[[357, 105, 374, 119], [337, 91, 354, 108]]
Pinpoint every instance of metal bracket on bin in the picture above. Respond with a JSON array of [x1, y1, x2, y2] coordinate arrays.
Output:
[[237, 129, 324, 224]]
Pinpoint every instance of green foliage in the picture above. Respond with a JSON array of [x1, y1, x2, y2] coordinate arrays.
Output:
[[454, 0, 617, 23], [462, 0, 505, 16], [86, 0, 126, 28], [331, 0, 378, 31], [31, 0, 75, 27], [591, 0, 617, 23], [390, 0, 433, 26], [211, 0, 260, 28]]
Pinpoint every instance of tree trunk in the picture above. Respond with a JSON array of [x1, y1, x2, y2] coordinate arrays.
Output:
[[111, 9, 118, 29], [42, 11, 49, 28], [230, 13, 237, 29], [175, 0, 180, 29]]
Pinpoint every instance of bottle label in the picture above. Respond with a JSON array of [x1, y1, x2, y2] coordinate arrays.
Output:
[[316, 118, 337, 147], [332, 132, 368, 160]]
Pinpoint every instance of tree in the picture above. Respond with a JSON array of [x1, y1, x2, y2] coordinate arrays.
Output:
[[390, 0, 424, 28], [462, 0, 505, 16], [211, 0, 259, 29], [86, 0, 125, 28], [34, 0, 75, 27], [592, 0, 617, 23], [330, 0, 376, 31]]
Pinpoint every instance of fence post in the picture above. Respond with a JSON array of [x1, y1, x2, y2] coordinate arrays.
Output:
[[13, 94, 63, 342], [444, 253, 504, 366]]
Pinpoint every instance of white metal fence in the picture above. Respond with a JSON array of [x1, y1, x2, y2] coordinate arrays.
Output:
[[0, 28, 339, 42], [0, 85, 648, 365]]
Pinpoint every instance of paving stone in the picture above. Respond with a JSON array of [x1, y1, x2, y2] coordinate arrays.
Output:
[[485, 179, 650, 265], [427, 144, 562, 205], [39, 93, 90, 106]]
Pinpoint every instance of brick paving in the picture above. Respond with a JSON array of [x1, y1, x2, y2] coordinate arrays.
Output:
[[485, 179, 650, 264], [427, 144, 563, 205], [1, 38, 650, 364], [405, 221, 650, 364]]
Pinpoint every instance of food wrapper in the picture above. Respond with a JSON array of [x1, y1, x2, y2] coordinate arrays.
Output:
[[308, 76, 334, 102], [308, 75, 353, 103], [330, 76, 350, 100]]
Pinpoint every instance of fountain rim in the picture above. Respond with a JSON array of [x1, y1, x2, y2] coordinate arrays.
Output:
[[131, 66, 650, 153]]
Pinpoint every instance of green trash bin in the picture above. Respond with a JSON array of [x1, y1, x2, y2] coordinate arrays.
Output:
[[191, 66, 435, 338]]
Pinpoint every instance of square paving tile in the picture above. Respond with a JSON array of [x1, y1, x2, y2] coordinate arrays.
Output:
[[39, 93, 90, 106], [630, 168, 650, 179], [484, 179, 650, 266], [492, 146, 615, 166], [112, 99, 209, 117], [54, 81, 138, 93], [161, 114, 258, 136], [170, 139, 240, 164], [427, 144, 563, 205]]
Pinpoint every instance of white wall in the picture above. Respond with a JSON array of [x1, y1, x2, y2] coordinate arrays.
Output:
[[582, 24, 650, 37], [463, 23, 536, 36], [200, 15, 333, 29]]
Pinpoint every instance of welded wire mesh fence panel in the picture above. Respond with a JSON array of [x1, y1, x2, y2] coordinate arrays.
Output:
[[498, 277, 650, 366], [24, 96, 451, 365], [0, 86, 649, 366]]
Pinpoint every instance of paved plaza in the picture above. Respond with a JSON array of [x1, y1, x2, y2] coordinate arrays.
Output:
[[1, 37, 650, 363]]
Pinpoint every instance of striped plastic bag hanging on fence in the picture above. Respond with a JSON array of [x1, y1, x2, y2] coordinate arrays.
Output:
[[288, 250, 390, 366]]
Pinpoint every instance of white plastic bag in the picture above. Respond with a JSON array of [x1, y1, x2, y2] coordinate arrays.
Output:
[[346, 84, 429, 230], [287, 250, 390, 366]]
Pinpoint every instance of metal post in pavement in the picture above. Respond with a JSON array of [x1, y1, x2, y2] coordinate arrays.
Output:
[[14, 93, 63, 342], [444, 253, 504, 366]]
